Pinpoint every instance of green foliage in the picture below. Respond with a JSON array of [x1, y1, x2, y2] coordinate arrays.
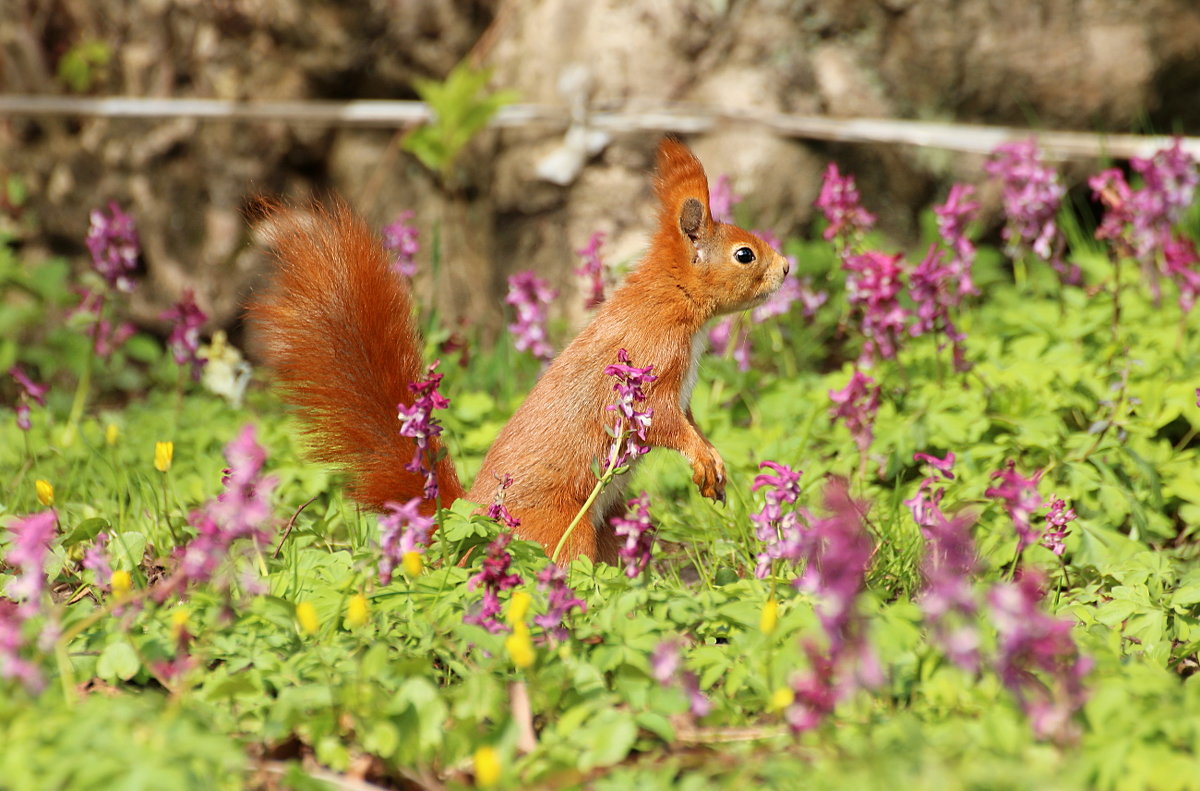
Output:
[[56, 41, 112, 94], [402, 61, 519, 177]]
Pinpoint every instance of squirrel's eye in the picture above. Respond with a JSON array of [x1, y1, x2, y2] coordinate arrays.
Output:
[[734, 247, 756, 264]]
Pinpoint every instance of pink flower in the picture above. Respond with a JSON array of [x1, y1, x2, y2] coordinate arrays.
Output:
[[919, 512, 981, 672], [750, 460, 804, 578], [793, 480, 874, 660], [815, 164, 875, 245], [382, 211, 420, 278], [160, 289, 208, 381], [9, 366, 47, 432], [1090, 140, 1199, 308], [1041, 496, 1076, 557], [464, 532, 523, 634], [786, 642, 838, 733], [985, 462, 1044, 552], [843, 250, 909, 364], [988, 569, 1091, 741], [575, 231, 608, 309], [533, 563, 585, 641], [175, 425, 277, 588], [828, 370, 880, 455], [612, 493, 655, 579], [708, 174, 741, 225], [650, 641, 710, 717], [5, 510, 57, 617], [83, 532, 113, 590], [985, 140, 1072, 282], [485, 473, 521, 530], [914, 451, 956, 480], [378, 497, 436, 585], [933, 183, 981, 298], [506, 271, 557, 363], [0, 600, 42, 693], [603, 350, 657, 472], [396, 361, 450, 501], [86, 201, 140, 293]]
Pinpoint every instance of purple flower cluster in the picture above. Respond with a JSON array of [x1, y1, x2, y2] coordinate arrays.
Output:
[[86, 201, 141, 293], [843, 251, 909, 364], [82, 531, 113, 590], [984, 139, 1074, 283], [5, 510, 57, 618], [985, 462, 1045, 553], [793, 480, 875, 659], [708, 174, 741, 225], [69, 288, 135, 359], [506, 271, 557, 363], [750, 461, 804, 578], [815, 163, 876, 247], [1090, 139, 1200, 310], [175, 425, 277, 589], [1041, 496, 1076, 557], [9, 366, 48, 432], [906, 451, 981, 671], [602, 349, 657, 472], [651, 641, 711, 717], [160, 289, 208, 381], [612, 492, 655, 579], [934, 184, 982, 298], [396, 361, 450, 501], [574, 231, 607, 309], [0, 599, 43, 693], [910, 184, 979, 371], [988, 570, 1092, 741], [486, 473, 521, 530], [382, 211, 420, 278], [783, 480, 879, 731], [828, 370, 881, 455], [464, 532, 523, 634], [378, 497, 436, 585], [533, 563, 586, 641]]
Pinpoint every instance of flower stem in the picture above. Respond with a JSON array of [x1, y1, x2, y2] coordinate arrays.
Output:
[[552, 477, 607, 566]]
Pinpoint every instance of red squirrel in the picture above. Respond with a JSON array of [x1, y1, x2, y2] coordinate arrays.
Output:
[[250, 138, 789, 564]]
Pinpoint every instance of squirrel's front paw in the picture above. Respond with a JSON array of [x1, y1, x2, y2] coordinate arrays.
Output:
[[692, 447, 726, 504]]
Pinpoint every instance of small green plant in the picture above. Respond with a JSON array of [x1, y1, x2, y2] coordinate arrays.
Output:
[[402, 61, 519, 178], [56, 41, 112, 94]]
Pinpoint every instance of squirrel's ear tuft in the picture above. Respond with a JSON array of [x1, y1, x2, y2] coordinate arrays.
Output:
[[657, 137, 710, 235]]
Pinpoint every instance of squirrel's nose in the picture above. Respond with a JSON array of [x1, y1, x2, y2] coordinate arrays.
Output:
[[781, 256, 791, 276]]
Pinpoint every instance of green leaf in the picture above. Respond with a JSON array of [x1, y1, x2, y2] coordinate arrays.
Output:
[[97, 641, 140, 681]]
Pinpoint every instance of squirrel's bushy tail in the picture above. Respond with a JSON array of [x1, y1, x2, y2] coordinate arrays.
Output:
[[248, 201, 464, 511]]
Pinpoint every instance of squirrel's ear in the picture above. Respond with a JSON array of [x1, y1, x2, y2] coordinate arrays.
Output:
[[679, 197, 705, 242]]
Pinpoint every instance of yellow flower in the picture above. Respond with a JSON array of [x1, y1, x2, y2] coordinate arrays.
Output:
[[505, 623, 535, 669], [760, 597, 779, 636], [506, 590, 532, 626], [154, 441, 174, 473], [346, 594, 369, 628], [769, 686, 795, 712], [110, 569, 133, 599], [402, 550, 423, 578], [473, 745, 501, 788], [35, 479, 54, 507], [170, 608, 190, 640], [295, 601, 319, 635], [105, 423, 119, 446]]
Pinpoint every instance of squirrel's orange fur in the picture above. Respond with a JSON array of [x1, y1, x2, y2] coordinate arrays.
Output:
[[250, 139, 789, 563]]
